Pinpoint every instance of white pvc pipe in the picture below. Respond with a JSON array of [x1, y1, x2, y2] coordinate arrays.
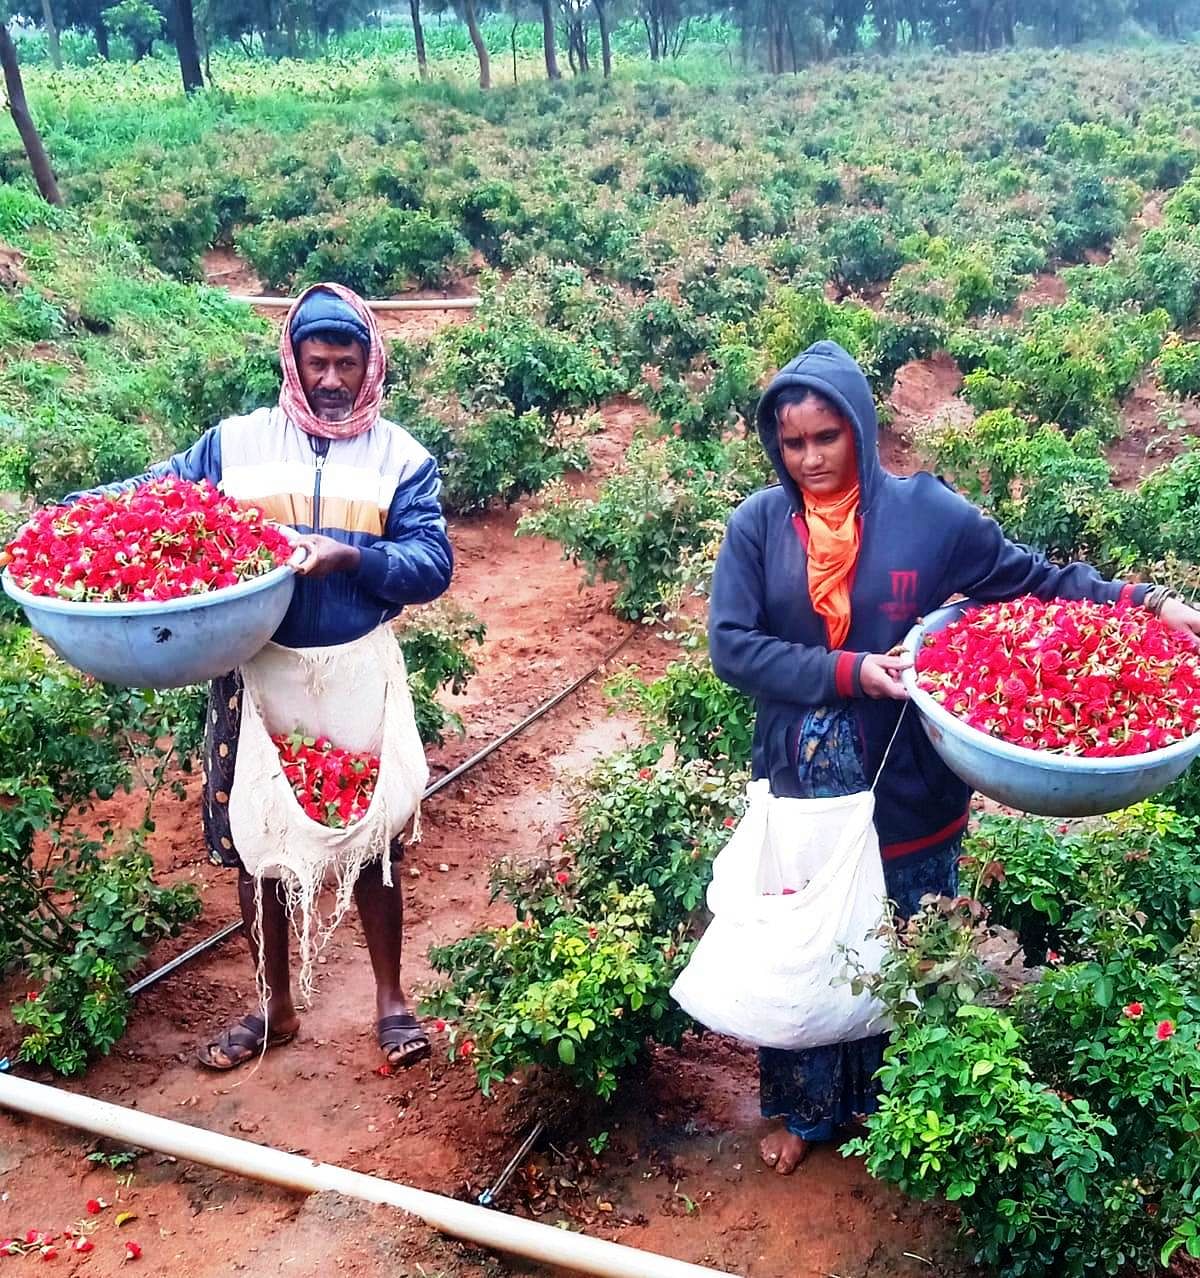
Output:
[[0, 1075, 735, 1278], [230, 295, 480, 310]]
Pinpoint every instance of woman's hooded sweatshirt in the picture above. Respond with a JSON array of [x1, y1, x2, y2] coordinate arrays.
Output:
[[709, 340, 1148, 862]]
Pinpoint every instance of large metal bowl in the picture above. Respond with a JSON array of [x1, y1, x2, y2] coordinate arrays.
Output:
[[2, 564, 296, 689], [900, 601, 1200, 817]]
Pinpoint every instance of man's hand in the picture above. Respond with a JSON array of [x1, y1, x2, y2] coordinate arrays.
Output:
[[1159, 596, 1200, 641], [289, 534, 361, 579], [859, 652, 911, 700]]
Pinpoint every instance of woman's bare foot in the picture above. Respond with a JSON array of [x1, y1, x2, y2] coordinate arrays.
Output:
[[759, 1126, 809, 1174]]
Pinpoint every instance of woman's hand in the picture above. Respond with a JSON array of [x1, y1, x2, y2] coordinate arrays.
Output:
[[859, 653, 911, 700], [1159, 596, 1200, 641], [289, 534, 361, 579]]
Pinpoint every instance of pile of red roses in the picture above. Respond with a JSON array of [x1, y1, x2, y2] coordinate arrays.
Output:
[[916, 596, 1200, 757], [1, 478, 293, 603], [273, 731, 380, 827]]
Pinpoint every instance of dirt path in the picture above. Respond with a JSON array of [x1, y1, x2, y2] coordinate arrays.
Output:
[[0, 495, 664, 1276]]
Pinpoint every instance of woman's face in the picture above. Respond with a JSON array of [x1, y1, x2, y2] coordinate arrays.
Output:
[[777, 398, 856, 498]]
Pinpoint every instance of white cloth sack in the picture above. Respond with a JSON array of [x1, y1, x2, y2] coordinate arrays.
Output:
[[670, 780, 890, 1051], [228, 625, 427, 1006]]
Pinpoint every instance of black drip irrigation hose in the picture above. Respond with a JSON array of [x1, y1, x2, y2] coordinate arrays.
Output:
[[126, 632, 635, 1000]]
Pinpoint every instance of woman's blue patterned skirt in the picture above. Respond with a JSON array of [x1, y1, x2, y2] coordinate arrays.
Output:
[[758, 705, 959, 1142]]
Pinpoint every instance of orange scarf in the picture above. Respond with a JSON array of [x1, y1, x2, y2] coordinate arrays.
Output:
[[805, 486, 861, 649]]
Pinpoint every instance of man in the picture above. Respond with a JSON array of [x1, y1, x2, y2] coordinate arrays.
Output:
[[109, 283, 452, 1071]]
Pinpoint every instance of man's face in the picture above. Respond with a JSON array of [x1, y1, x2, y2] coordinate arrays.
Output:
[[777, 398, 856, 497], [297, 337, 367, 422]]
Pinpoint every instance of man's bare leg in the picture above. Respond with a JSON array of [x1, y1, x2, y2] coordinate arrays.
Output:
[[197, 872, 299, 1069], [355, 858, 428, 1067]]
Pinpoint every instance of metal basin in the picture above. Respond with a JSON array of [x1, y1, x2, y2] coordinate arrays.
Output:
[[900, 601, 1200, 817], [2, 565, 296, 689]]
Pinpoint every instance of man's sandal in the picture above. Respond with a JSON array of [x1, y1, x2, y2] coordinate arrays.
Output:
[[378, 1012, 431, 1070], [196, 1013, 297, 1071]]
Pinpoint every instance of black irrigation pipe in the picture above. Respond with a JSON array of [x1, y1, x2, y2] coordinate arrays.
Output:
[[126, 632, 635, 1000]]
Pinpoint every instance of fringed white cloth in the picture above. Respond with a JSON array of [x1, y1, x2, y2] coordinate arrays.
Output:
[[229, 626, 427, 1012]]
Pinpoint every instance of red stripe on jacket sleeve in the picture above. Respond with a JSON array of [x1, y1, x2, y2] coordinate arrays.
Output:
[[834, 650, 860, 699]]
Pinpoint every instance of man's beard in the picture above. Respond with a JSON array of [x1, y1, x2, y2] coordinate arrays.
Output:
[[311, 390, 354, 422]]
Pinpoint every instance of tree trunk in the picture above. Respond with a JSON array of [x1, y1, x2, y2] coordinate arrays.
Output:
[[593, 0, 611, 75], [93, 15, 109, 57], [461, 0, 490, 88], [565, 18, 587, 72], [540, 0, 560, 79], [642, 9, 659, 59], [670, 13, 689, 55], [171, 0, 204, 93], [765, 0, 782, 73], [283, 0, 298, 57], [409, 0, 427, 77], [510, 16, 518, 82], [0, 25, 62, 205], [40, 0, 63, 70], [875, 0, 895, 51]]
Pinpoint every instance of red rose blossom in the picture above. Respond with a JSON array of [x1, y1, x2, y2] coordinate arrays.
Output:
[[1123, 1002, 1144, 1019], [1157, 1019, 1176, 1041]]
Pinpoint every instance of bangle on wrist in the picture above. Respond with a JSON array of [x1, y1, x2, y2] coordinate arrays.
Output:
[[1143, 585, 1182, 617]]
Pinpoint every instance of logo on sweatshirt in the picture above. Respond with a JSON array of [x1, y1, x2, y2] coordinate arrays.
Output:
[[881, 570, 920, 622]]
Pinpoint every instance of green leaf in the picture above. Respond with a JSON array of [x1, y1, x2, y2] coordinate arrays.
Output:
[[1066, 1170, 1087, 1204], [557, 1037, 576, 1065], [971, 1059, 995, 1081]]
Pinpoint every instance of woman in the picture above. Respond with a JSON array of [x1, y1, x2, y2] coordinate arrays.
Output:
[[708, 339, 1200, 1174]]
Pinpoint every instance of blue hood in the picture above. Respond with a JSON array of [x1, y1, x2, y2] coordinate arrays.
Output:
[[755, 340, 883, 514]]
